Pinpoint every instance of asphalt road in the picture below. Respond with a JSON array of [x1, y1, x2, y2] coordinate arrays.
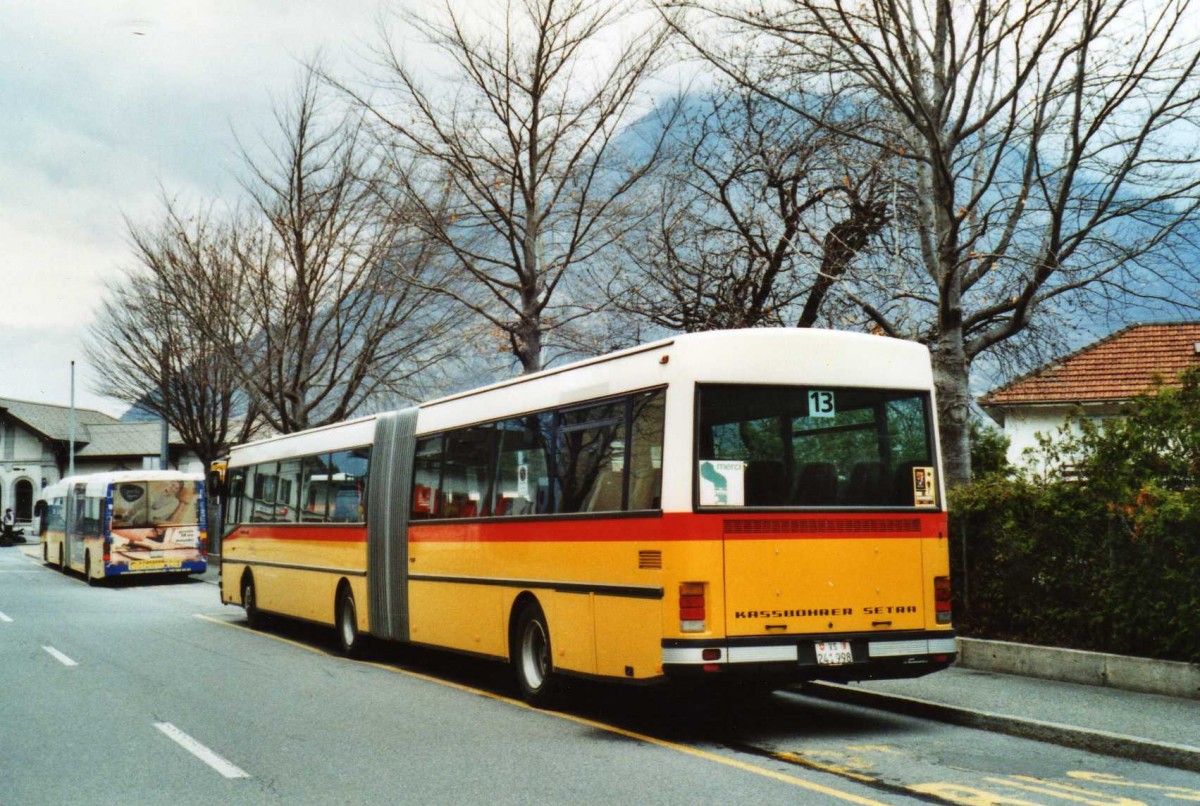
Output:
[[3, 546, 1199, 805]]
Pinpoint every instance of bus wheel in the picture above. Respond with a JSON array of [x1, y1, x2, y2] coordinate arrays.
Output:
[[58, 545, 66, 572], [84, 551, 96, 586], [336, 587, 363, 658], [42, 542, 48, 564], [242, 575, 260, 629], [512, 601, 559, 707]]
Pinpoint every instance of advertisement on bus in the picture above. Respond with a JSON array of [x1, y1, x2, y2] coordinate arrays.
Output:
[[108, 479, 206, 573]]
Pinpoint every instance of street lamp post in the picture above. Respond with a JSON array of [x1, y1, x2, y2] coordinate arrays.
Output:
[[68, 361, 76, 477]]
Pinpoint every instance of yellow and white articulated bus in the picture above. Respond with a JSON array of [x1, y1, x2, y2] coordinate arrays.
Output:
[[218, 329, 956, 704], [37, 470, 208, 584]]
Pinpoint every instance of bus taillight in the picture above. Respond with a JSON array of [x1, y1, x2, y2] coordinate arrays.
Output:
[[680, 582, 706, 633], [934, 576, 952, 624]]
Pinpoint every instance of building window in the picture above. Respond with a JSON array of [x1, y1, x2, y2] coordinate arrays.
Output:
[[14, 479, 34, 521]]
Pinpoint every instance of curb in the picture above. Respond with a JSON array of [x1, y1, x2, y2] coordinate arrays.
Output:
[[801, 681, 1200, 774], [958, 637, 1200, 700]]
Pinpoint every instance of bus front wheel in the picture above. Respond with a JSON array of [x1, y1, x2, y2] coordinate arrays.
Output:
[[336, 587, 363, 658], [512, 601, 559, 708], [242, 575, 260, 629]]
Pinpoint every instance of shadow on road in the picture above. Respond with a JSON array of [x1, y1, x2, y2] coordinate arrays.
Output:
[[238, 611, 908, 748]]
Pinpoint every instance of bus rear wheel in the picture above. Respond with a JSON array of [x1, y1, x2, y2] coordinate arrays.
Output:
[[58, 545, 66, 572], [242, 575, 261, 629], [84, 551, 97, 586], [512, 601, 559, 707], [336, 587, 363, 658]]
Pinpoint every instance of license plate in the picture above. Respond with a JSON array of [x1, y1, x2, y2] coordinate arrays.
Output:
[[815, 641, 853, 665]]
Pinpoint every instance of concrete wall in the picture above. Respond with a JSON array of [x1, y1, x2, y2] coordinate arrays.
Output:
[[958, 637, 1200, 700]]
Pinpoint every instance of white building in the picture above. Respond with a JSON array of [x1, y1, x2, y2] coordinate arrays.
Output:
[[979, 323, 1200, 469], [0, 396, 202, 530]]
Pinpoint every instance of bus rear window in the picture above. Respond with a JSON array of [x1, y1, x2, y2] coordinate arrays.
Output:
[[111, 481, 203, 528], [696, 385, 937, 509]]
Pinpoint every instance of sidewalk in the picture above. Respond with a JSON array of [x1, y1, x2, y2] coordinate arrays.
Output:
[[805, 664, 1200, 772]]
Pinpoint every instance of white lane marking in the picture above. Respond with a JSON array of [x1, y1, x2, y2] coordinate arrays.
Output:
[[154, 722, 251, 779], [0, 611, 12, 623], [43, 646, 78, 666]]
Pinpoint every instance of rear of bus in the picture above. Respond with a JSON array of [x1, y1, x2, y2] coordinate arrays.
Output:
[[661, 331, 956, 684], [105, 475, 208, 577]]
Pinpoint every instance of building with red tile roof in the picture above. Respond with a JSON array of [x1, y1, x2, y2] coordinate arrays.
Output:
[[979, 323, 1200, 467]]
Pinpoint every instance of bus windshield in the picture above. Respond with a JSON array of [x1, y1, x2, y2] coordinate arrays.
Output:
[[697, 384, 937, 509], [111, 480, 203, 528]]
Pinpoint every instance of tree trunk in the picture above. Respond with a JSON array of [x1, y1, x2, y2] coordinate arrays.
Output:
[[932, 338, 972, 489]]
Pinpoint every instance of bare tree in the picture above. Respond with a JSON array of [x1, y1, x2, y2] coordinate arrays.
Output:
[[344, 0, 676, 373], [87, 205, 259, 469], [675, 0, 1200, 485], [224, 69, 455, 433], [611, 83, 892, 332]]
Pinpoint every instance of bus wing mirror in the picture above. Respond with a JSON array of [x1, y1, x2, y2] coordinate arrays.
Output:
[[208, 461, 228, 497]]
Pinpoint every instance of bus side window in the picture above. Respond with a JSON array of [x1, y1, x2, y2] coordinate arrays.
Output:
[[329, 448, 370, 523], [227, 468, 246, 525], [50, 498, 65, 533], [278, 459, 302, 523], [494, 414, 552, 517], [71, 484, 87, 537], [300, 454, 331, 522], [411, 437, 443, 520], [236, 467, 255, 525], [252, 463, 278, 523], [84, 495, 103, 538], [556, 400, 625, 514], [441, 426, 496, 518], [628, 390, 665, 511]]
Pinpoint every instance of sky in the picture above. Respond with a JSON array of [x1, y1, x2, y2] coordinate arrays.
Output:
[[0, 2, 389, 417]]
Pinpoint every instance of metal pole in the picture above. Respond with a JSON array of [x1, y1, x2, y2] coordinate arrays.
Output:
[[160, 353, 169, 470], [68, 361, 76, 477], [160, 416, 169, 471]]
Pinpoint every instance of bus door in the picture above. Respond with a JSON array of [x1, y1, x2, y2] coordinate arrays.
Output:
[[66, 483, 88, 569]]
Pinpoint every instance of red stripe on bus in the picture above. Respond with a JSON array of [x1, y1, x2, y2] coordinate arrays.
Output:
[[408, 512, 946, 543], [223, 513, 946, 545], [222, 525, 366, 544]]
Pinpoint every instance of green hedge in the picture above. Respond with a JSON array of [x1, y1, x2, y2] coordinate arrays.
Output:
[[952, 371, 1200, 664]]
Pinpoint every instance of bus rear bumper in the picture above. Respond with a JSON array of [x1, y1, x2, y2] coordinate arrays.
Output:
[[107, 559, 208, 577], [662, 629, 957, 683]]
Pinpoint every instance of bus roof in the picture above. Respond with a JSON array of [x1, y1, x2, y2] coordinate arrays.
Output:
[[227, 414, 378, 469], [416, 328, 932, 434], [38, 470, 203, 502], [419, 329, 929, 409], [224, 328, 933, 464]]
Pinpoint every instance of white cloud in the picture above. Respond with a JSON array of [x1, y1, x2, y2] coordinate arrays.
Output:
[[0, 1, 386, 413]]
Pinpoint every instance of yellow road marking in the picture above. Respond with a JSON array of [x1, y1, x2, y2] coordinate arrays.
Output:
[[845, 745, 900, 755], [773, 750, 877, 783], [195, 614, 889, 805], [986, 775, 1146, 805]]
